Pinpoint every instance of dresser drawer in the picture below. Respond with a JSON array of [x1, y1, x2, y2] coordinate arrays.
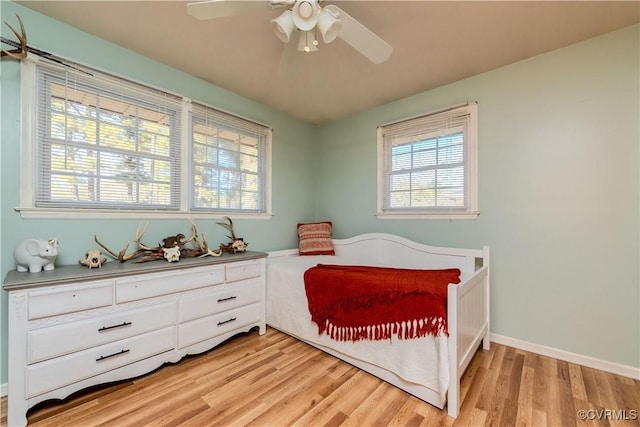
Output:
[[226, 260, 262, 282], [116, 266, 225, 303], [28, 302, 176, 364], [178, 279, 261, 323], [26, 326, 176, 398], [178, 303, 261, 349], [28, 281, 113, 320]]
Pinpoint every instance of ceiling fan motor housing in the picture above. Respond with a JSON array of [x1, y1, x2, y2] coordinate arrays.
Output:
[[292, 0, 320, 31]]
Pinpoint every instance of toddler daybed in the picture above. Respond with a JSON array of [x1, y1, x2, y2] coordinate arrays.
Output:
[[266, 233, 490, 418]]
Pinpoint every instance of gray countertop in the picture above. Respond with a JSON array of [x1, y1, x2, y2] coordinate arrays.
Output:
[[3, 251, 268, 290]]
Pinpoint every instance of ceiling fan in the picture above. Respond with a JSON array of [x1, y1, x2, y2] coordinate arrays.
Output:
[[187, 0, 393, 64]]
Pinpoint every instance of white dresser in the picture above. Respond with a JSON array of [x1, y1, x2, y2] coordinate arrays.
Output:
[[2, 252, 267, 427]]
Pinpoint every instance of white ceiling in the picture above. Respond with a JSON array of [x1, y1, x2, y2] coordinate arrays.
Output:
[[15, 1, 640, 125]]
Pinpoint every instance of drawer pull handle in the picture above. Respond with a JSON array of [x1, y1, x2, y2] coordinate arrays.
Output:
[[217, 317, 237, 326], [98, 322, 132, 332], [96, 349, 130, 362], [217, 296, 237, 303]]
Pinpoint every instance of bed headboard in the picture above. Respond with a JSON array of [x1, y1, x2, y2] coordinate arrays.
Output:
[[331, 233, 485, 273], [269, 233, 488, 274]]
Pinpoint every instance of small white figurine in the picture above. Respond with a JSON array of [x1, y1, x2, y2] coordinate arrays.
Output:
[[14, 238, 59, 273]]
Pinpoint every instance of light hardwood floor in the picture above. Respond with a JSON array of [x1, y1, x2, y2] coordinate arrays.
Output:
[[1, 327, 638, 426]]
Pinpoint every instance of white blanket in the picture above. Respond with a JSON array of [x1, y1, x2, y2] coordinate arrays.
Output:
[[266, 254, 450, 400]]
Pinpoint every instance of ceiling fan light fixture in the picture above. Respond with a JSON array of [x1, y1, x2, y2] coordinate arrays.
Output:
[[271, 9, 295, 43], [188, 0, 392, 64], [317, 8, 341, 43]]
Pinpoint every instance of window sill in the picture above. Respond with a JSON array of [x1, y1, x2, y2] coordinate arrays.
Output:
[[14, 207, 273, 220], [376, 211, 480, 220]]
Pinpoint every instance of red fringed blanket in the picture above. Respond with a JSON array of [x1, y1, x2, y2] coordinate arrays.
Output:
[[304, 264, 461, 342]]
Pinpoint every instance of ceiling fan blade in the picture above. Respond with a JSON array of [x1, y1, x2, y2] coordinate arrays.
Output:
[[324, 4, 392, 64], [187, 0, 271, 20]]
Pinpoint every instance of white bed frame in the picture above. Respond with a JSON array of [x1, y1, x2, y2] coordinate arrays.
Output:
[[267, 233, 490, 418]]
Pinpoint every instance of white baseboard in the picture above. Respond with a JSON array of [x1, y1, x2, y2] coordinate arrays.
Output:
[[1, 382, 7, 398], [491, 333, 640, 380]]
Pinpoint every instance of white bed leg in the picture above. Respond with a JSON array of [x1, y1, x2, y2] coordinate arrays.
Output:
[[483, 331, 491, 350], [482, 245, 491, 351], [447, 369, 460, 418], [447, 283, 460, 418]]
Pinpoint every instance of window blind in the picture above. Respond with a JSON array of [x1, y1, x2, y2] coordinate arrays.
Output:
[[35, 62, 183, 210], [380, 105, 471, 212], [190, 102, 270, 213]]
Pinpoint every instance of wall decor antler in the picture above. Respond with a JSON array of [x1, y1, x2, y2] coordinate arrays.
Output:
[[1, 14, 92, 74], [1, 14, 27, 60]]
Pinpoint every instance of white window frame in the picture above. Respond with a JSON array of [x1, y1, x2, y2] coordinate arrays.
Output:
[[189, 101, 271, 214], [376, 102, 479, 220], [16, 55, 272, 220]]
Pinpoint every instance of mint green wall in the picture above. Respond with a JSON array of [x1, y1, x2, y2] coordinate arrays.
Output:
[[0, 1, 318, 384], [314, 25, 639, 368], [1, 0, 638, 388]]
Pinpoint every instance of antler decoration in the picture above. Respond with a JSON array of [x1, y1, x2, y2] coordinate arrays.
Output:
[[1, 14, 27, 60], [1, 14, 92, 74], [216, 216, 249, 254], [184, 218, 223, 258], [94, 222, 154, 262], [217, 216, 237, 241], [94, 219, 229, 263]]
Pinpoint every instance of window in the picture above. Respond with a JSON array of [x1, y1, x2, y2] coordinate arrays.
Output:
[[191, 103, 270, 213], [18, 58, 271, 219], [35, 64, 182, 210], [377, 102, 478, 219]]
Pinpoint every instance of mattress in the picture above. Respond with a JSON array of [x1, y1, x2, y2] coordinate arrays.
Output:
[[266, 254, 450, 400]]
